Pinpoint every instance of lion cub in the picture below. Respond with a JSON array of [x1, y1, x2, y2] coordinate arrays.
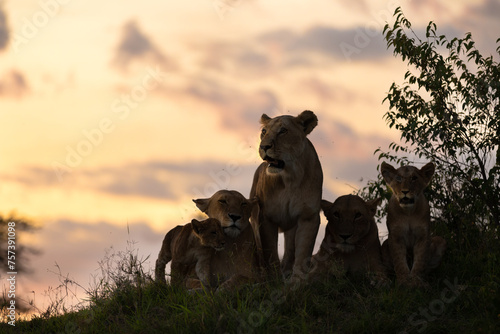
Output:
[[310, 195, 387, 284], [155, 218, 225, 287], [380, 162, 446, 287]]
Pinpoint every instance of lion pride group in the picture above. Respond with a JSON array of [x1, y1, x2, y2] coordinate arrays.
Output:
[[155, 111, 447, 290]]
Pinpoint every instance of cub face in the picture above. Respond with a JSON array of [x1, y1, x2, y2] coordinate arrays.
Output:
[[259, 110, 318, 174], [193, 190, 257, 239], [381, 162, 435, 210], [321, 195, 381, 253], [191, 218, 225, 251]]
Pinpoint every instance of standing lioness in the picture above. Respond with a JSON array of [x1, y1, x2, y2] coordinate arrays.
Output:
[[381, 162, 447, 287], [250, 110, 323, 279]]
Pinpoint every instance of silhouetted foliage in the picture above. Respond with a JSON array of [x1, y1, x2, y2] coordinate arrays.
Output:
[[1, 214, 40, 312], [359, 7, 500, 244], [0, 213, 40, 275]]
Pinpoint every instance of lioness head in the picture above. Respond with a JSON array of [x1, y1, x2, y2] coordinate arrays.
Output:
[[191, 218, 226, 251], [321, 195, 381, 253], [193, 190, 257, 239], [381, 162, 435, 210], [258, 110, 318, 174]]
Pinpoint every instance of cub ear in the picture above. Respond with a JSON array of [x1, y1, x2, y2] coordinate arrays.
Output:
[[365, 197, 382, 217], [320, 199, 333, 213], [380, 162, 397, 184], [296, 110, 318, 135], [193, 198, 210, 213], [260, 114, 272, 125], [191, 219, 203, 235], [420, 162, 435, 185]]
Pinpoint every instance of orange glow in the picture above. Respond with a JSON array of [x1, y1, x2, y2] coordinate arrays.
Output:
[[0, 0, 496, 313]]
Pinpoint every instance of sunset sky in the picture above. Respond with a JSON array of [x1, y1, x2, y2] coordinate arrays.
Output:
[[1, 0, 499, 310]]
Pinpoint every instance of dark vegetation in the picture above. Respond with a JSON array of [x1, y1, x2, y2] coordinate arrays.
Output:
[[1, 8, 499, 333], [1, 214, 39, 313]]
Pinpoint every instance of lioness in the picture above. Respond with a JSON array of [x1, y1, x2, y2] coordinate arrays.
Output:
[[380, 162, 447, 286], [155, 218, 225, 286], [310, 195, 387, 283], [250, 110, 323, 279], [191, 190, 263, 290]]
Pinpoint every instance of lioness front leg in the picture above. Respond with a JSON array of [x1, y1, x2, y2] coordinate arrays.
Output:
[[409, 236, 430, 283], [281, 225, 297, 277], [170, 261, 184, 286], [389, 237, 410, 282], [291, 215, 320, 279], [368, 252, 390, 287], [195, 254, 212, 287], [260, 220, 280, 277]]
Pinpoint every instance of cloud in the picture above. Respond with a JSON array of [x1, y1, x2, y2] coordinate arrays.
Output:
[[470, 0, 500, 21], [0, 70, 29, 97], [185, 77, 280, 136], [93, 160, 258, 200], [112, 20, 174, 72], [3, 160, 260, 201], [259, 25, 390, 63], [0, 4, 9, 51], [199, 24, 389, 79], [97, 160, 261, 200], [297, 76, 378, 107], [312, 118, 388, 163], [101, 174, 175, 200], [200, 41, 273, 77], [308, 116, 393, 199], [1, 163, 179, 200], [1, 165, 64, 187], [461, 0, 500, 56]]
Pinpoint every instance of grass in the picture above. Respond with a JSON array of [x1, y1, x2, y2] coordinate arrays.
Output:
[[1, 231, 500, 333]]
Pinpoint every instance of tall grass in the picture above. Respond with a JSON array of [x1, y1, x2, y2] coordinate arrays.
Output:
[[1, 225, 499, 333]]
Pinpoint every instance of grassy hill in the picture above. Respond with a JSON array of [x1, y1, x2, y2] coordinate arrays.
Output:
[[2, 229, 499, 334]]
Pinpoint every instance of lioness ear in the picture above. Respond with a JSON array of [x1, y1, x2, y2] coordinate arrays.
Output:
[[193, 198, 210, 213], [260, 114, 272, 125], [366, 197, 382, 217], [380, 162, 397, 184], [191, 219, 203, 235], [296, 110, 318, 135], [320, 199, 333, 213], [420, 162, 435, 185]]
